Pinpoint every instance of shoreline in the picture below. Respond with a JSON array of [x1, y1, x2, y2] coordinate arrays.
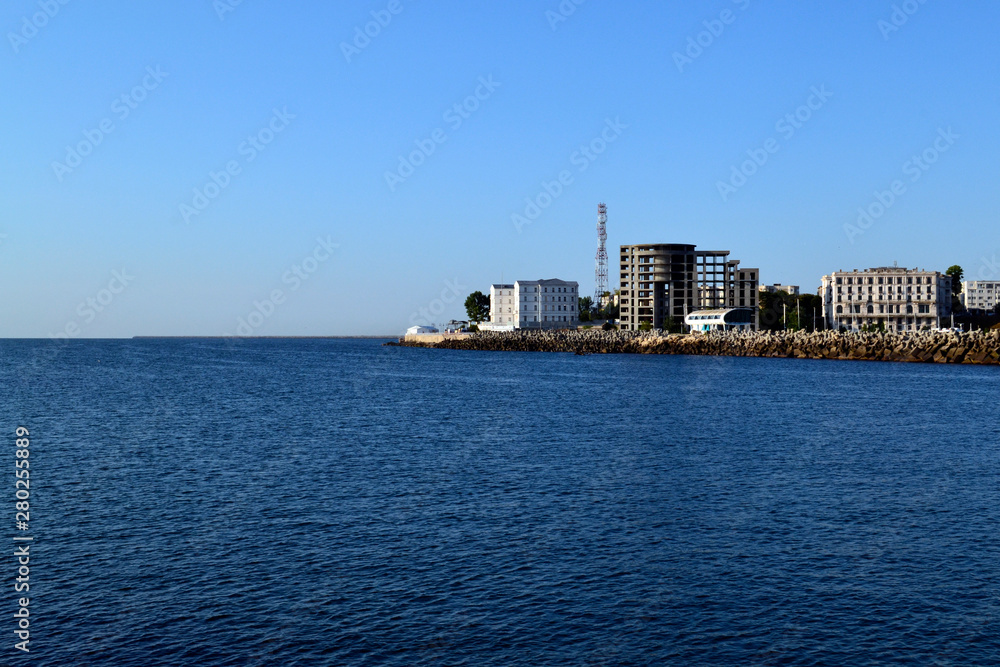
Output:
[[130, 335, 396, 340], [387, 329, 1000, 365]]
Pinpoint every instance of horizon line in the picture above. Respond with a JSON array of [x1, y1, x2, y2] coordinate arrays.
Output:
[[0, 335, 400, 341]]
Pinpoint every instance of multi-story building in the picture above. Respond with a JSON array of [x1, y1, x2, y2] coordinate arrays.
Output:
[[819, 267, 951, 331], [759, 284, 800, 295], [490, 279, 578, 329], [489, 284, 516, 327], [618, 244, 759, 330], [961, 281, 1000, 312]]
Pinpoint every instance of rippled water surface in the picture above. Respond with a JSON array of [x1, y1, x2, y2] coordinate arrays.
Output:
[[2, 338, 1000, 665]]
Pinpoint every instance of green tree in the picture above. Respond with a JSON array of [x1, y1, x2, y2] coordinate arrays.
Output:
[[638, 320, 653, 331], [799, 293, 824, 331], [758, 290, 792, 331], [946, 265, 964, 286], [758, 291, 824, 332], [946, 265, 965, 311], [578, 296, 593, 322], [464, 291, 490, 323], [662, 316, 684, 334], [599, 289, 620, 320]]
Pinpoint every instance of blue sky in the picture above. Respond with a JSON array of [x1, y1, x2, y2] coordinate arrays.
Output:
[[2, 0, 997, 336]]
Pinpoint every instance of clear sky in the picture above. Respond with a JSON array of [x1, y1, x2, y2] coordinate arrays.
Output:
[[2, 0, 998, 337]]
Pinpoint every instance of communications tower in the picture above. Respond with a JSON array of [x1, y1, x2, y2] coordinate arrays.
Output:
[[595, 203, 608, 306]]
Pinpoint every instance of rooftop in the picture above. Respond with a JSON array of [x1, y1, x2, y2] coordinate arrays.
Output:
[[515, 278, 579, 286]]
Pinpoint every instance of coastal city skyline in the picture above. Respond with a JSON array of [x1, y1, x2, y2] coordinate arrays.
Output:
[[4, 1, 999, 337]]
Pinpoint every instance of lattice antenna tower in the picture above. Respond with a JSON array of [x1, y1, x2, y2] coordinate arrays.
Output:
[[595, 203, 608, 305]]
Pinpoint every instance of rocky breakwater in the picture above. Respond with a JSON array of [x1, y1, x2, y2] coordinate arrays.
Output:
[[392, 328, 1000, 364]]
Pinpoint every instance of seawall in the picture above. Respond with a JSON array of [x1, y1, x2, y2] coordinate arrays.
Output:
[[403, 332, 472, 345], [389, 329, 1000, 365]]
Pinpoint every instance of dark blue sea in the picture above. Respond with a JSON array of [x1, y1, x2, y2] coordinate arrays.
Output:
[[2, 338, 999, 665]]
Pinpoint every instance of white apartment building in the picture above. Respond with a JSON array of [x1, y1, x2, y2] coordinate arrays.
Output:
[[961, 281, 1000, 311], [759, 284, 800, 295], [819, 267, 951, 332], [490, 279, 579, 329], [489, 284, 516, 327]]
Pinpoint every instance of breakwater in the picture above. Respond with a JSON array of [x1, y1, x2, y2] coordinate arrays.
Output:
[[391, 329, 1000, 364]]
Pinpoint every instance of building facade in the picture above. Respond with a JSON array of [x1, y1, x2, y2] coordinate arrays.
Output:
[[819, 267, 952, 331], [760, 284, 800, 295], [599, 291, 619, 309], [618, 244, 759, 330], [489, 284, 516, 327], [490, 279, 579, 329], [961, 281, 1000, 312]]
